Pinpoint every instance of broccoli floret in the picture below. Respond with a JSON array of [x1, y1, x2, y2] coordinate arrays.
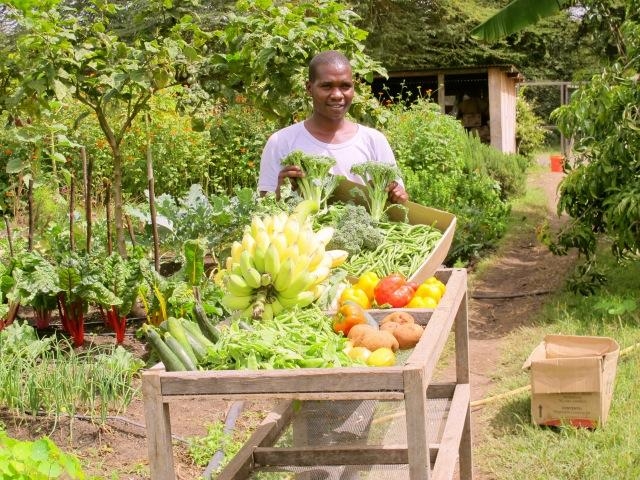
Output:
[[282, 150, 342, 211], [350, 161, 402, 222], [326, 204, 385, 256]]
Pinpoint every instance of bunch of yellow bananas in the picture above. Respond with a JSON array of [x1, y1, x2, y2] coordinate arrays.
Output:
[[221, 201, 348, 321]]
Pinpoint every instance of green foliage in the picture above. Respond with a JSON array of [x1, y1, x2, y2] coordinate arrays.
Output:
[[187, 421, 244, 471], [463, 134, 530, 200], [515, 91, 548, 158], [208, 103, 277, 195], [383, 97, 523, 264], [204, 0, 387, 127], [0, 321, 142, 422], [549, 14, 640, 266], [0, 428, 87, 480]]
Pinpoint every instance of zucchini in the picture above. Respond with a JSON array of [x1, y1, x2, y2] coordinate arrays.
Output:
[[167, 316, 198, 366], [193, 304, 221, 343], [179, 318, 215, 349], [182, 328, 208, 363], [164, 332, 198, 371], [144, 325, 186, 372]]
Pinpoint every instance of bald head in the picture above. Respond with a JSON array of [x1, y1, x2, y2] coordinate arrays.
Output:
[[308, 50, 352, 82]]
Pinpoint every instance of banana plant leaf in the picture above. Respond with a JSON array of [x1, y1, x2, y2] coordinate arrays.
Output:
[[470, 0, 572, 42]]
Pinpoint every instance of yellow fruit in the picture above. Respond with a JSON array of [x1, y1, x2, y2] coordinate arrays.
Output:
[[348, 346, 372, 363], [366, 347, 396, 367], [416, 283, 443, 302]]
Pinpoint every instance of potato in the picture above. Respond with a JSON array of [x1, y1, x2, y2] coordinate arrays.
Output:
[[394, 323, 424, 349], [379, 321, 400, 332], [348, 324, 399, 352], [380, 311, 415, 326]]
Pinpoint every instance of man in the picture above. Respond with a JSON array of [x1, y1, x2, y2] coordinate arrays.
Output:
[[258, 50, 408, 203]]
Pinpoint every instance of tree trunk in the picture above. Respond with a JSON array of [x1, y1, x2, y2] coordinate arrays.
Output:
[[146, 115, 161, 273], [27, 178, 34, 251], [105, 179, 112, 255], [82, 146, 92, 253], [112, 147, 127, 257]]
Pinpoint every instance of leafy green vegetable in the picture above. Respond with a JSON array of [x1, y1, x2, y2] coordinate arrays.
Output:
[[202, 306, 354, 370], [350, 161, 402, 222], [283, 150, 342, 210]]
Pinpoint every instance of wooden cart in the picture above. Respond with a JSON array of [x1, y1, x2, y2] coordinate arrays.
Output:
[[142, 268, 472, 479]]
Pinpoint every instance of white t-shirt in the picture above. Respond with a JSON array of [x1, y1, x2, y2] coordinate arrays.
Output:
[[258, 121, 400, 192]]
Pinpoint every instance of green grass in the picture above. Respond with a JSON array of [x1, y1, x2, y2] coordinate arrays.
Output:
[[475, 248, 640, 479]]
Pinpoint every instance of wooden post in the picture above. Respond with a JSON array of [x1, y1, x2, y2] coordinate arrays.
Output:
[[142, 372, 175, 480], [404, 366, 430, 480], [27, 178, 34, 251], [69, 167, 75, 252], [455, 282, 473, 480], [3, 216, 13, 256], [146, 114, 161, 273]]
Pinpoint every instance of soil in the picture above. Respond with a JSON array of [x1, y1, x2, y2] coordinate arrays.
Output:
[[1, 164, 577, 480]]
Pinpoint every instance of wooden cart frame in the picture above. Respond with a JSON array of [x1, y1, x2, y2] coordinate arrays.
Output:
[[142, 268, 472, 480]]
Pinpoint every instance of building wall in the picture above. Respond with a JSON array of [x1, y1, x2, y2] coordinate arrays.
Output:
[[488, 68, 517, 153]]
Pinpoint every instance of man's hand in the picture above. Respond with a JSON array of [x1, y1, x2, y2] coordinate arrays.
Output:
[[277, 165, 304, 191], [387, 181, 409, 204]]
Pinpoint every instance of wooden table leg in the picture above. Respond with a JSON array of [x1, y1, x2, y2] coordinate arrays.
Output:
[[142, 372, 176, 480]]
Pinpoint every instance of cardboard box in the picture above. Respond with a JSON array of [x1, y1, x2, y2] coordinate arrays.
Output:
[[330, 180, 457, 283], [522, 335, 620, 428]]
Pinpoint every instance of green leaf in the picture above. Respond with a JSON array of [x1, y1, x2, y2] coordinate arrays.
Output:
[[183, 240, 204, 288], [470, 0, 569, 42], [6, 157, 28, 174], [52, 79, 68, 100]]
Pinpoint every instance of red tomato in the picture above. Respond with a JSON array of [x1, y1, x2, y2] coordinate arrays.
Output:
[[373, 274, 416, 308]]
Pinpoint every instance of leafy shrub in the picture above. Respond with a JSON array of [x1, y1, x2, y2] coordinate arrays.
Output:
[[516, 90, 549, 158], [208, 103, 277, 195], [384, 98, 515, 264], [0, 428, 87, 480], [461, 134, 531, 200]]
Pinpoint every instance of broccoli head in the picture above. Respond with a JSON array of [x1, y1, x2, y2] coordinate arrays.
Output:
[[326, 203, 385, 256]]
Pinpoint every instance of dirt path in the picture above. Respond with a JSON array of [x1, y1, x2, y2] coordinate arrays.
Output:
[[463, 167, 578, 479]]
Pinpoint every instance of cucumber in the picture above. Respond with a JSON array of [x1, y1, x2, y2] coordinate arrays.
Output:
[[164, 332, 198, 371], [144, 325, 186, 372], [179, 318, 215, 349], [167, 316, 198, 366], [192, 304, 221, 343], [182, 328, 208, 363]]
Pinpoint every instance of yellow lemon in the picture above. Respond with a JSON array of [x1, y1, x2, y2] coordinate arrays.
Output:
[[366, 347, 396, 367]]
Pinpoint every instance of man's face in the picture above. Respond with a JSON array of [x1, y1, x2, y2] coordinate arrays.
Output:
[[306, 63, 355, 121]]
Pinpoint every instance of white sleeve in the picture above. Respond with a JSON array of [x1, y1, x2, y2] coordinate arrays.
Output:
[[257, 134, 282, 192]]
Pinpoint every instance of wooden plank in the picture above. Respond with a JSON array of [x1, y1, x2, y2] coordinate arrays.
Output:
[[427, 382, 457, 399], [406, 269, 467, 389], [158, 368, 404, 396], [142, 372, 175, 480], [161, 392, 406, 402], [454, 289, 470, 384], [404, 366, 430, 480], [253, 444, 439, 467], [431, 384, 470, 480], [217, 400, 295, 480], [454, 284, 473, 480]]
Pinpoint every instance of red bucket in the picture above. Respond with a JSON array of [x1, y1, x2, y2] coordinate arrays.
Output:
[[550, 154, 564, 172]]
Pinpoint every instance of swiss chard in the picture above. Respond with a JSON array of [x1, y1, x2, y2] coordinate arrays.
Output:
[[98, 251, 145, 344], [56, 253, 119, 347]]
